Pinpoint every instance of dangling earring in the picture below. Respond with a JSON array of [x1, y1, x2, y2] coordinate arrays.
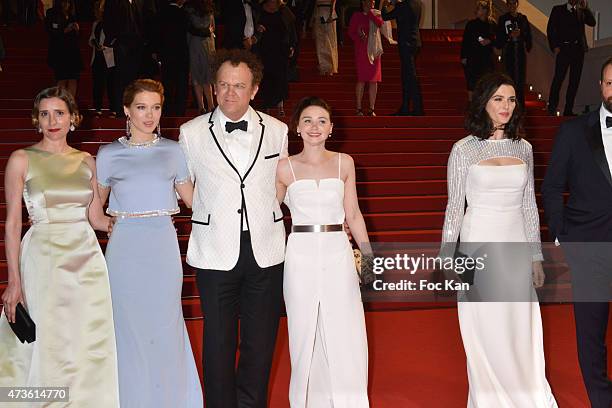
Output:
[[37, 127, 42, 133], [156, 123, 161, 137], [297, 132, 301, 137], [126, 116, 132, 139], [328, 132, 332, 138], [69, 122, 75, 132]]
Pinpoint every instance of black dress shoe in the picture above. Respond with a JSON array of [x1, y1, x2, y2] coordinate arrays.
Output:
[[409, 111, 425, 116], [563, 111, 577, 117]]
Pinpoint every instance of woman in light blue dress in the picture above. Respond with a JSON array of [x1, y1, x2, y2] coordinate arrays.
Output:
[[96, 79, 202, 407]]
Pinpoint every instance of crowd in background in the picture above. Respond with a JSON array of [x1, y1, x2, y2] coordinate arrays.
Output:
[[0, 0, 599, 118]]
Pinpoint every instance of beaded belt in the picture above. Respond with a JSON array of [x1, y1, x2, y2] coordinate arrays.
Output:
[[291, 224, 343, 233]]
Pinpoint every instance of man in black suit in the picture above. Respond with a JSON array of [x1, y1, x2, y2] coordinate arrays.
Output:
[[542, 57, 612, 408], [103, 0, 155, 116], [157, 0, 189, 116], [221, 0, 260, 50], [546, 0, 595, 116], [381, 0, 424, 116]]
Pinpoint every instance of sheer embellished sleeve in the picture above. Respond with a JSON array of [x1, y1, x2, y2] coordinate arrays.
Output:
[[440, 141, 469, 257], [521, 141, 544, 261]]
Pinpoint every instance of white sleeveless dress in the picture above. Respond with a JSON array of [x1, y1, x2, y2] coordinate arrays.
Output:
[[284, 154, 369, 408], [441, 136, 558, 407]]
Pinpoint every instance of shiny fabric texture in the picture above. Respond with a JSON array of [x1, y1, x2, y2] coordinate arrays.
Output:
[[0, 147, 119, 407]]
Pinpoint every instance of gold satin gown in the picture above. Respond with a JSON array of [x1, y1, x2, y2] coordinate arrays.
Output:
[[0, 147, 120, 407]]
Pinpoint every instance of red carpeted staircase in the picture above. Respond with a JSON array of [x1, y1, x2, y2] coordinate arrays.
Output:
[[0, 22, 606, 407]]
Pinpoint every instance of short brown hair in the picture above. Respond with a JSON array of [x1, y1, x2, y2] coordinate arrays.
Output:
[[212, 49, 264, 86], [290, 96, 333, 134], [123, 79, 165, 107], [31, 86, 82, 129], [601, 56, 612, 81]]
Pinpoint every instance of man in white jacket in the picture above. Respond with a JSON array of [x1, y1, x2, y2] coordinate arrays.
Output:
[[179, 48, 288, 408]]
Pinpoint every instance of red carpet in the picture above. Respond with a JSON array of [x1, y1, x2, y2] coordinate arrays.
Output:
[[0, 21, 609, 407], [184, 305, 608, 407]]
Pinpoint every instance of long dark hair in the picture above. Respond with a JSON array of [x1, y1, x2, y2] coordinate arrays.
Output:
[[465, 73, 524, 141]]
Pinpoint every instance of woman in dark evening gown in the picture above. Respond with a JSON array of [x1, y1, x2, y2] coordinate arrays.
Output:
[[256, 0, 297, 116]]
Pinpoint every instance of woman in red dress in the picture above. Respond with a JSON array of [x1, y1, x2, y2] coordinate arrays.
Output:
[[348, 0, 383, 116]]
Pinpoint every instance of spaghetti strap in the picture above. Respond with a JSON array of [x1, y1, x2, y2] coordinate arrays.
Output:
[[338, 153, 342, 179], [288, 157, 297, 182]]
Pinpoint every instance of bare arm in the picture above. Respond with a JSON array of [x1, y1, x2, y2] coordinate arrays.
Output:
[[98, 185, 110, 205], [275, 158, 292, 204], [342, 154, 371, 255], [1, 150, 27, 322], [175, 181, 194, 208], [84, 155, 111, 232]]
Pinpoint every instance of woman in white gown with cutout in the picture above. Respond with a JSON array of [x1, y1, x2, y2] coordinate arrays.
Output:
[[440, 73, 558, 407], [276, 97, 370, 407]]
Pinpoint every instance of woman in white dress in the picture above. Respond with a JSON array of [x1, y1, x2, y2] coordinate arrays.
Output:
[[440, 73, 558, 407], [276, 96, 370, 407], [313, 0, 339, 75]]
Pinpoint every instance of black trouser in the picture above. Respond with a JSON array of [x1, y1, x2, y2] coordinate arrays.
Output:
[[161, 62, 188, 116], [398, 42, 423, 114], [563, 243, 612, 408], [503, 44, 526, 106], [91, 53, 115, 111], [195, 231, 284, 408], [548, 43, 584, 115], [111, 43, 144, 115], [573, 302, 612, 408], [18, 0, 36, 25]]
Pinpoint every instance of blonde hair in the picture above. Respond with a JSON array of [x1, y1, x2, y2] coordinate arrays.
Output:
[[476, 0, 494, 20]]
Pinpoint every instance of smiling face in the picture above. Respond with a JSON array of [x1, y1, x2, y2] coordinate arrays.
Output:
[[214, 62, 259, 121], [601, 64, 612, 113], [38, 97, 73, 141], [296, 106, 333, 146], [124, 90, 162, 137], [485, 84, 517, 128]]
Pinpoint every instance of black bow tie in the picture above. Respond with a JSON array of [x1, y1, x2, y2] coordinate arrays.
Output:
[[607, 116, 612, 128], [226, 120, 248, 133]]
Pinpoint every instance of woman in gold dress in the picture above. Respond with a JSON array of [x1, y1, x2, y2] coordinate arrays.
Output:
[[0, 87, 119, 407]]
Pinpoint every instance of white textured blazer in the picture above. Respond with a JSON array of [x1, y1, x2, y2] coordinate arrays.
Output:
[[179, 106, 289, 271]]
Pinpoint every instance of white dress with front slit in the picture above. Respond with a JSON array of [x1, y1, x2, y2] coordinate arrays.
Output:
[[441, 136, 558, 407], [283, 154, 369, 408]]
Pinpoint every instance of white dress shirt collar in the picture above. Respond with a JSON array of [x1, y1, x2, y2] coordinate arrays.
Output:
[[600, 103, 612, 134], [218, 108, 251, 135]]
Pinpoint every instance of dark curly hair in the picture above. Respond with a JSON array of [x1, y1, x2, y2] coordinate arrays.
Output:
[[290, 97, 332, 136], [465, 72, 524, 141], [212, 49, 263, 86], [32, 86, 82, 129]]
